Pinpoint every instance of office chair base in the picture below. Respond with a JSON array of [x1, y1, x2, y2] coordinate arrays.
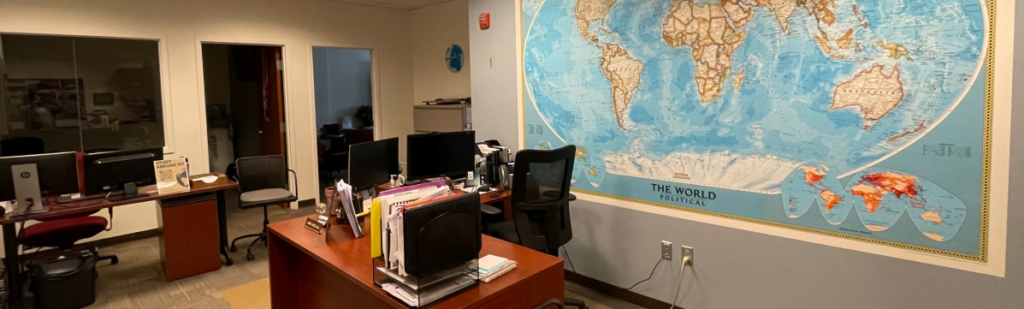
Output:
[[230, 233, 262, 252], [97, 254, 119, 265], [245, 233, 266, 261], [564, 298, 587, 309], [230, 232, 267, 261]]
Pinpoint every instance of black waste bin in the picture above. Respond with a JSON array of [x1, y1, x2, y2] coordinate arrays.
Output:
[[29, 252, 98, 309]]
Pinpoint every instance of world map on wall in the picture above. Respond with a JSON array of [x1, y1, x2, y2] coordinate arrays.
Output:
[[522, 0, 991, 259], [524, 0, 984, 193]]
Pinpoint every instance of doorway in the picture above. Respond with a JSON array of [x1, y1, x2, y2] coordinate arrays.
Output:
[[312, 47, 374, 202], [201, 44, 287, 179]]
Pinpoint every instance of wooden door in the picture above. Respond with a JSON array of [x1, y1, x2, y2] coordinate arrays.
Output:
[[259, 47, 286, 157]]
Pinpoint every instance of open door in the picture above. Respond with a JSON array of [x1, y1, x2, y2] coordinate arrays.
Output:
[[259, 47, 286, 158]]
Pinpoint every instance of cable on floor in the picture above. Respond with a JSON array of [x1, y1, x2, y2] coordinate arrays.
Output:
[[626, 257, 664, 290], [560, 246, 577, 273], [669, 256, 691, 309]]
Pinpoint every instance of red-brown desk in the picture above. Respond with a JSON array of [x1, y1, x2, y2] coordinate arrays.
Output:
[[268, 215, 565, 308], [0, 173, 237, 308]]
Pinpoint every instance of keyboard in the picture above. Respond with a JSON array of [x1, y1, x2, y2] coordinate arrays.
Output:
[[56, 193, 108, 204]]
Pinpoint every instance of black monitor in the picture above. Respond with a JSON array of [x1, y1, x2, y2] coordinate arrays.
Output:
[[348, 137, 399, 191], [406, 131, 476, 181], [0, 152, 79, 201], [322, 124, 341, 136], [82, 148, 164, 201]]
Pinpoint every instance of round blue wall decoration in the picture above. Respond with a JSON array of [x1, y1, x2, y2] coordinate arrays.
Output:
[[445, 44, 464, 73]]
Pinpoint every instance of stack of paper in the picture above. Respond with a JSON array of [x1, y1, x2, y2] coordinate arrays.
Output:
[[478, 255, 517, 283], [376, 185, 455, 276]]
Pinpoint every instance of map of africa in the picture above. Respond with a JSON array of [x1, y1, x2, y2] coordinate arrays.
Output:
[[522, 0, 992, 260]]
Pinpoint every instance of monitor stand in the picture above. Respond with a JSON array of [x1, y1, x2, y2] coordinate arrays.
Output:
[[108, 182, 148, 202]]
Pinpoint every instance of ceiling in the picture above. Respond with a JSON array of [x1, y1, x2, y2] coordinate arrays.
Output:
[[322, 0, 458, 10]]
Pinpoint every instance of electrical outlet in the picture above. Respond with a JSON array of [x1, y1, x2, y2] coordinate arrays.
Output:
[[661, 240, 673, 260], [681, 245, 694, 265]]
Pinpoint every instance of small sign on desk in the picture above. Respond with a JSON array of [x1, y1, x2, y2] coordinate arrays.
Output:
[[305, 215, 332, 242], [305, 217, 324, 234], [154, 158, 190, 195]]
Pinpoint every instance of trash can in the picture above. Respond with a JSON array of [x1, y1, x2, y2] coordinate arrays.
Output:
[[29, 252, 97, 309]]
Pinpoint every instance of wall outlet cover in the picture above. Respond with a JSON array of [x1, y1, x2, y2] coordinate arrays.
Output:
[[682, 245, 694, 265], [661, 240, 672, 260]]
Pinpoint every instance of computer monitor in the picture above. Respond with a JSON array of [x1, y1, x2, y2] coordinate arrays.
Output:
[[0, 152, 79, 201], [322, 124, 341, 136], [82, 148, 164, 201], [406, 131, 476, 181], [348, 137, 399, 191]]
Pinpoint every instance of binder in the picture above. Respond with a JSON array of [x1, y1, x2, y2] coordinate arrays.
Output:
[[370, 200, 383, 258]]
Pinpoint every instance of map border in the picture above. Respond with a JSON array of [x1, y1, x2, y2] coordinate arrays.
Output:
[[518, 0, 996, 263]]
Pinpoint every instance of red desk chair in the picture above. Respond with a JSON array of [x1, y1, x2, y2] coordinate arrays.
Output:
[[19, 209, 119, 265]]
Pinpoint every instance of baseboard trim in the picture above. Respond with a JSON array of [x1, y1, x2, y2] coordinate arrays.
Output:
[[298, 198, 316, 208], [565, 271, 674, 309], [19, 228, 161, 261]]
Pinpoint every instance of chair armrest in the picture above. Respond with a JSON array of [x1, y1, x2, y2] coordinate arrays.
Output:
[[481, 204, 503, 216], [288, 169, 298, 200], [542, 190, 577, 201]]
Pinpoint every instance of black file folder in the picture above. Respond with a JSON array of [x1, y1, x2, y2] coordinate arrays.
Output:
[[402, 193, 482, 277]]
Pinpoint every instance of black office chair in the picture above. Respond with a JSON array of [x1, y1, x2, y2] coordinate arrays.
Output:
[[486, 145, 587, 309], [230, 155, 298, 261], [533, 298, 564, 309], [0, 137, 44, 156]]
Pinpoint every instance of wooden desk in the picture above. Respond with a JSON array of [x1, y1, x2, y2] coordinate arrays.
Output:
[[268, 216, 564, 309], [2, 173, 238, 308]]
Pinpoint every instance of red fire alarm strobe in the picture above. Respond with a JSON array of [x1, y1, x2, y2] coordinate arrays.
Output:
[[480, 13, 490, 30]]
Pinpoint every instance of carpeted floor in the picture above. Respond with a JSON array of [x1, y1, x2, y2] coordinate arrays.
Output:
[[70, 203, 641, 309]]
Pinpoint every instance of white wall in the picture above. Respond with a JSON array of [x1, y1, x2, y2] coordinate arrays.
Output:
[[468, 0, 518, 150], [313, 47, 373, 129], [470, 0, 1024, 307], [0, 0, 415, 246], [412, 0, 471, 104]]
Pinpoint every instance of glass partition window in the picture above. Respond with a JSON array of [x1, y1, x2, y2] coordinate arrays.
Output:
[[0, 34, 164, 155]]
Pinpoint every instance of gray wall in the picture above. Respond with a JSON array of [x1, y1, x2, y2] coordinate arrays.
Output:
[[469, 0, 1024, 307], [469, 0, 519, 152], [313, 47, 372, 130]]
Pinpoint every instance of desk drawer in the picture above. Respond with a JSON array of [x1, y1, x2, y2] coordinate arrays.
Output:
[[158, 196, 221, 281]]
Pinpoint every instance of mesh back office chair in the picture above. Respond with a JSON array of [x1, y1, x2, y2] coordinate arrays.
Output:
[[230, 155, 297, 261], [0, 138, 45, 156], [488, 145, 586, 309]]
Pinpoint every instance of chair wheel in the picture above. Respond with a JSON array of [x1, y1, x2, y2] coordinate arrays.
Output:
[[230, 245, 237, 252], [246, 253, 255, 261], [110, 257, 119, 265]]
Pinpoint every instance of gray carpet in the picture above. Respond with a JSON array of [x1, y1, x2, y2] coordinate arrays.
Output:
[[55, 204, 644, 309]]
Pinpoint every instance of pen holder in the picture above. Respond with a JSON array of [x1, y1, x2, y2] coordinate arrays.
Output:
[[332, 192, 364, 226]]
